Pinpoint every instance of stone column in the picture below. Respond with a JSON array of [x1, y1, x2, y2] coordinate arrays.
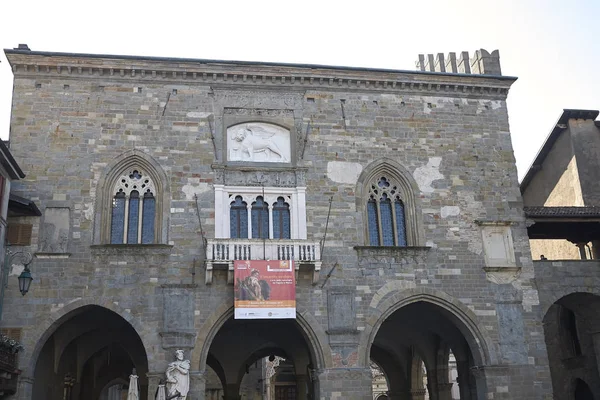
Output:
[[15, 375, 34, 400], [592, 240, 600, 260], [436, 383, 454, 400], [577, 242, 588, 260], [224, 383, 241, 400], [387, 390, 411, 400], [410, 388, 427, 400], [318, 367, 373, 399], [188, 371, 206, 400], [456, 361, 471, 400], [146, 372, 163, 400], [296, 374, 308, 400], [591, 332, 600, 379]]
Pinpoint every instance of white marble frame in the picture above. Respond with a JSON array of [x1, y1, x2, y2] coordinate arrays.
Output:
[[480, 225, 516, 268], [214, 185, 307, 239]]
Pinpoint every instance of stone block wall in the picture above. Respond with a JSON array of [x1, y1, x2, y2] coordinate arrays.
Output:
[[1, 48, 553, 399]]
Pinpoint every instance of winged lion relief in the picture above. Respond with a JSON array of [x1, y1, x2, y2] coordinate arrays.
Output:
[[227, 123, 291, 163]]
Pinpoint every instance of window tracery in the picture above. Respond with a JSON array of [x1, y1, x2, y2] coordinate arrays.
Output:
[[110, 169, 156, 244], [367, 176, 407, 246]]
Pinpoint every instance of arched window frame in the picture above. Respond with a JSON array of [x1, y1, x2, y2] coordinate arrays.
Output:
[[110, 170, 157, 244], [94, 150, 169, 245], [356, 159, 423, 247]]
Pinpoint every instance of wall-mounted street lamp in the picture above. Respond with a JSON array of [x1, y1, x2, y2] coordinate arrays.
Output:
[[0, 247, 33, 321]]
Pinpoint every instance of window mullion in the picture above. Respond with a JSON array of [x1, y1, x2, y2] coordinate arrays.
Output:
[[390, 197, 398, 246], [123, 197, 130, 244], [268, 204, 274, 239], [137, 197, 144, 244], [376, 199, 384, 246], [246, 203, 252, 239]]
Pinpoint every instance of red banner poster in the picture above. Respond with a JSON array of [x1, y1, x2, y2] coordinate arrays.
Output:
[[234, 260, 296, 319]]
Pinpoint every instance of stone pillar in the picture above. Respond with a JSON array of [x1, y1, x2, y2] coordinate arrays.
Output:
[[592, 240, 600, 260], [387, 390, 411, 400], [15, 375, 34, 400], [592, 332, 600, 379], [146, 372, 163, 400], [296, 374, 308, 400], [436, 383, 454, 400], [224, 383, 241, 400], [410, 388, 427, 400], [456, 361, 471, 400], [188, 371, 206, 400], [577, 242, 588, 260], [318, 367, 373, 399]]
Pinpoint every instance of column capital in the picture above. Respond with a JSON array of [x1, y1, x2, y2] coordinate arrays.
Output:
[[18, 375, 34, 385]]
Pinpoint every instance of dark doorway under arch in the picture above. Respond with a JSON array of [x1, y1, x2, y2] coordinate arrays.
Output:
[[575, 379, 594, 400], [32, 306, 148, 400], [205, 317, 318, 400], [544, 293, 600, 400], [370, 301, 485, 399]]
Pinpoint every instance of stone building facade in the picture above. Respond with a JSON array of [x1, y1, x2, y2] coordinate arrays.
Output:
[[0, 46, 553, 399]]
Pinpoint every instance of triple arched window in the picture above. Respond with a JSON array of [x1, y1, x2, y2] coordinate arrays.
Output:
[[110, 169, 156, 244], [214, 185, 306, 240], [229, 195, 291, 239]]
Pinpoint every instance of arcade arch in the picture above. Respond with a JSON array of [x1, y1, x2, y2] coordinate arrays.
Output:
[[30, 305, 148, 400], [365, 294, 490, 400], [543, 293, 600, 400], [198, 308, 327, 400]]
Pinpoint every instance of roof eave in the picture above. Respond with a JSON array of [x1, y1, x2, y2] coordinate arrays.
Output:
[[3, 48, 518, 83], [520, 109, 599, 193]]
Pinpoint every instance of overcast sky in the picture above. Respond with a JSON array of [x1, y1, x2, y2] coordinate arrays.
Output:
[[1, 0, 598, 180]]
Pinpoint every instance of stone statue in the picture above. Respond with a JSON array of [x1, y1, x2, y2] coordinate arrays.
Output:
[[229, 124, 288, 162], [165, 349, 190, 399]]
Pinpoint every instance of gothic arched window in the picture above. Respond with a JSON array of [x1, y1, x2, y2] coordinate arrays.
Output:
[[251, 196, 269, 239], [272, 197, 291, 239], [221, 190, 298, 240], [230, 196, 248, 239], [110, 169, 157, 244], [367, 177, 408, 246]]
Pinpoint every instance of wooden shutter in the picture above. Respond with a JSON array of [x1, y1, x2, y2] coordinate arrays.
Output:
[[7, 224, 33, 246]]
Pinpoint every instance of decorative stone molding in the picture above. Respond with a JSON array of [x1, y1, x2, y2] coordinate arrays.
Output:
[[354, 246, 430, 266], [158, 331, 196, 350], [223, 108, 294, 118], [212, 165, 307, 187], [5, 50, 516, 100], [90, 244, 173, 256], [483, 266, 522, 285], [34, 252, 71, 259]]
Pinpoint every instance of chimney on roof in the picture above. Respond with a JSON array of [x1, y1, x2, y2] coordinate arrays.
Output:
[[14, 44, 30, 51]]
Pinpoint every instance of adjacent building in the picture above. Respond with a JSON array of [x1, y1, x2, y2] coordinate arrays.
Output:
[[521, 109, 600, 399]]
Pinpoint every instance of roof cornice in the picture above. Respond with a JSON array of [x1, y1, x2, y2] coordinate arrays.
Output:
[[4, 49, 516, 99]]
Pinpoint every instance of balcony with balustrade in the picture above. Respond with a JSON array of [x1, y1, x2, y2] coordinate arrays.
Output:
[[205, 239, 322, 285]]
